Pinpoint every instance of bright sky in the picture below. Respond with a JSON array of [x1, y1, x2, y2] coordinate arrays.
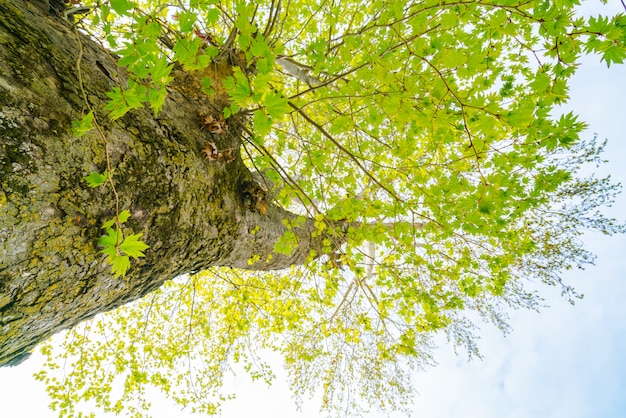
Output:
[[1, 2, 625, 418]]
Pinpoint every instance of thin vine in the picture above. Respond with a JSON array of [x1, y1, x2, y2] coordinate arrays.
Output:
[[72, 23, 149, 277]]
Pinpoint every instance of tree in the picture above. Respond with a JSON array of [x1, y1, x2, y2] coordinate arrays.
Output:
[[1, 0, 624, 415]]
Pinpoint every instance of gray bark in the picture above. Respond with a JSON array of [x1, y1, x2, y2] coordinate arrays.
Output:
[[0, 0, 338, 366]]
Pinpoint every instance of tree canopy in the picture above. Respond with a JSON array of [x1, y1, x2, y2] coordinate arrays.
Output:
[[9, 0, 626, 416]]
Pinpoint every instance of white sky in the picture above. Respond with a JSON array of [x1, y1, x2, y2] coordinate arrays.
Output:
[[1, 2, 625, 418]]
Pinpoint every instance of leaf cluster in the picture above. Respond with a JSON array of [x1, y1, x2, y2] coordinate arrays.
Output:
[[98, 210, 149, 277]]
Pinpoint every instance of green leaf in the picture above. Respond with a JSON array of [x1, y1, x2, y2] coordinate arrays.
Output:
[[253, 72, 272, 93], [234, 0, 255, 36], [177, 11, 197, 33], [125, 81, 147, 108], [110, 0, 135, 16], [120, 233, 149, 258], [108, 254, 131, 277], [101, 210, 130, 231], [148, 87, 167, 115], [140, 22, 162, 39], [99, 227, 122, 249], [273, 230, 298, 255], [249, 34, 272, 59], [105, 88, 131, 120], [253, 109, 272, 137], [172, 38, 204, 70], [602, 45, 626, 67], [118, 209, 131, 224], [263, 91, 290, 120], [505, 107, 534, 128], [201, 77, 213, 95], [98, 224, 145, 276], [223, 68, 252, 107], [101, 217, 116, 230], [150, 60, 173, 85], [72, 112, 94, 138], [84, 170, 108, 188], [205, 8, 220, 25], [100, 243, 119, 258]]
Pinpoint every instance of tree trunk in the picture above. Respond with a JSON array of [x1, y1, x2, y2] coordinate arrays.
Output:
[[0, 0, 331, 366]]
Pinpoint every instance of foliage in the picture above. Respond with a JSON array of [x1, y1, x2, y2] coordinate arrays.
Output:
[[37, 0, 626, 416], [98, 210, 150, 277]]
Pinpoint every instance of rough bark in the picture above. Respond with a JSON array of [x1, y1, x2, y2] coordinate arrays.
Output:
[[0, 0, 336, 366]]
